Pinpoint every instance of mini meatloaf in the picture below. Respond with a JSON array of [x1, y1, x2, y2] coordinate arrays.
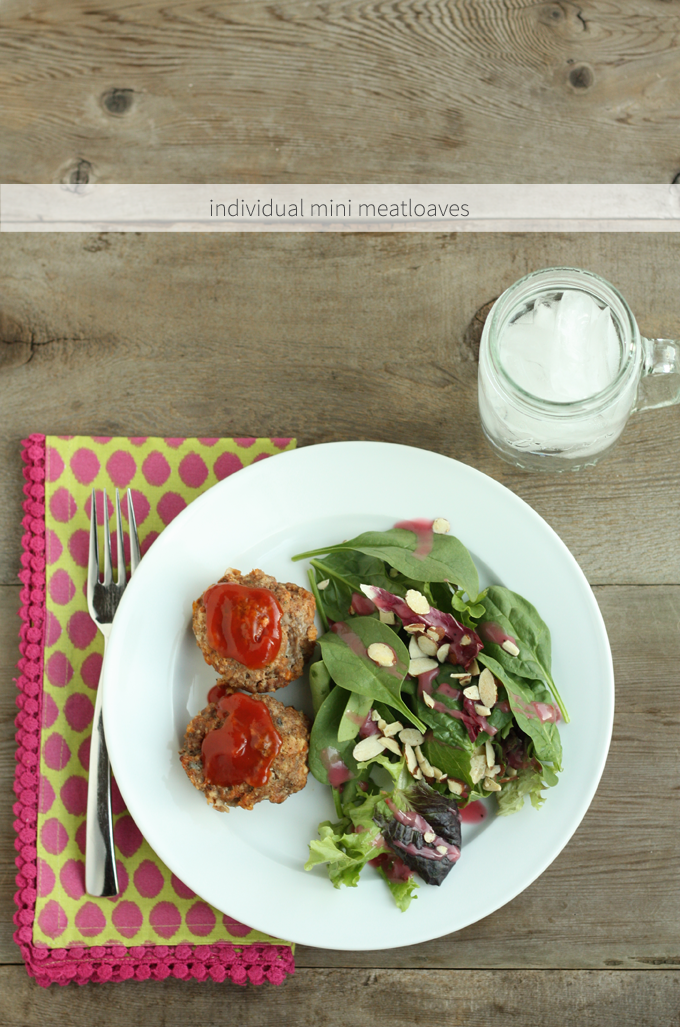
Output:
[[179, 694, 310, 811], [192, 568, 317, 693]]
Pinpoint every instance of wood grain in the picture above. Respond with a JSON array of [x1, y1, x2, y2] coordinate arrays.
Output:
[[2, 965, 680, 1026], [0, 0, 679, 185], [0, 231, 679, 585], [2, 582, 679, 972]]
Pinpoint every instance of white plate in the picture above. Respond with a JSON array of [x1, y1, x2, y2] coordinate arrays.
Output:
[[103, 442, 614, 950]]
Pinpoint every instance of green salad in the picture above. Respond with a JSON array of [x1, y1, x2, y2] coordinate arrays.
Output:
[[292, 518, 568, 911]]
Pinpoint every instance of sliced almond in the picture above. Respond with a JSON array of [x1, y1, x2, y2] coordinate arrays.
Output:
[[449, 672, 471, 679], [447, 778, 464, 795], [436, 845, 449, 854], [502, 639, 520, 656], [317, 578, 330, 590], [409, 656, 438, 677], [485, 740, 495, 768], [426, 626, 443, 641], [378, 608, 396, 625], [404, 743, 418, 775], [436, 643, 450, 663], [377, 719, 387, 732], [460, 634, 471, 646], [417, 635, 439, 657], [431, 766, 446, 781], [399, 728, 425, 746], [432, 517, 450, 534], [463, 684, 480, 701], [409, 635, 424, 660], [405, 589, 430, 615], [486, 764, 501, 778], [507, 767, 518, 778], [468, 658, 481, 676], [470, 754, 488, 784], [353, 735, 387, 761], [422, 691, 435, 709], [484, 777, 502, 792], [371, 709, 381, 722], [423, 830, 436, 843], [412, 765, 423, 780], [478, 668, 498, 708], [382, 721, 403, 738], [475, 704, 492, 717], [367, 642, 397, 668], [381, 736, 401, 756], [404, 622, 424, 634]]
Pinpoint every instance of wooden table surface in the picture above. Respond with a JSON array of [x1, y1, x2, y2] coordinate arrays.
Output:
[[2, 0, 680, 1021], [0, 231, 679, 1023]]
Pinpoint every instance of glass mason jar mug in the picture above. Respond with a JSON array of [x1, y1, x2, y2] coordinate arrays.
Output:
[[477, 267, 680, 471]]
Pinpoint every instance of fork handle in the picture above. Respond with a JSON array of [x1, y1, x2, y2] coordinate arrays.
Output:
[[85, 648, 119, 897]]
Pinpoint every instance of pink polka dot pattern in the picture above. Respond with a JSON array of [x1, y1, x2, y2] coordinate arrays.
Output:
[[114, 815, 144, 858], [46, 446, 65, 481], [157, 491, 186, 525], [67, 611, 97, 650], [106, 449, 137, 488], [37, 858, 56, 897], [170, 874, 196, 900], [214, 452, 244, 480], [50, 487, 77, 523], [75, 902, 106, 937], [178, 452, 208, 488], [149, 901, 182, 939], [111, 776, 127, 815], [49, 568, 76, 606], [77, 736, 90, 771], [186, 902, 216, 937], [80, 651, 102, 689], [43, 733, 71, 771], [42, 692, 59, 729], [142, 451, 170, 486], [46, 651, 73, 687], [37, 900, 68, 939], [272, 438, 292, 449], [45, 611, 62, 646], [33, 435, 295, 954], [61, 775, 88, 816], [68, 528, 90, 568], [64, 692, 94, 732], [254, 452, 270, 463], [222, 915, 253, 938], [129, 437, 147, 446], [60, 859, 86, 900], [122, 488, 150, 524], [233, 438, 255, 448], [71, 447, 101, 485], [45, 529, 63, 565], [134, 860, 164, 899], [112, 901, 143, 938], [41, 818, 69, 855], [91, 436, 112, 444]]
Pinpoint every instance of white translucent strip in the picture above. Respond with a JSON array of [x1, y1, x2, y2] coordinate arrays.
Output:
[[1, 183, 680, 232]]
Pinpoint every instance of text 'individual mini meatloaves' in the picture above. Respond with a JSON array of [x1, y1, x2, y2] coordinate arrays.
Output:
[[179, 693, 310, 811], [193, 568, 317, 693]]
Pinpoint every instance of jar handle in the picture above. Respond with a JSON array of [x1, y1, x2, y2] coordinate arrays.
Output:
[[634, 338, 680, 412]]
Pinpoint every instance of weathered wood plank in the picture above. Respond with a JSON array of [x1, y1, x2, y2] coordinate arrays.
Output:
[[1, 232, 679, 586], [1, 0, 679, 185], [1, 583, 679, 969], [2, 966, 680, 1026]]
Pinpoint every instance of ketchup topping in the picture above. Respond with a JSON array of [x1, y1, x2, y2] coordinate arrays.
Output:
[[202, 692, 282, 788], [204, 583, 283, 669]]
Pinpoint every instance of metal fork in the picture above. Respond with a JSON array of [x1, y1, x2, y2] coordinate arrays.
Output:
[[85, 487, 141, 897]]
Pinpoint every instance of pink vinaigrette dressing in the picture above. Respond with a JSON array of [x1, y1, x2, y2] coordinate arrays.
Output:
[[460, 800, 487, 824], [394, 519, 434, 559]]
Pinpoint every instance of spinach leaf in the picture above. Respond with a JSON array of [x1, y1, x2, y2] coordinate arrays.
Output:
[[477, 652, 562, 769], [294, 528, 480, 598], [478, 586, 569, 722], [318, 617, 425, 732], [422, 738, 474, 788], [337, 691, 373, 743], [308, 685, 360, 786], [310, 551, 399, 622], [309, 660, 332, 716]]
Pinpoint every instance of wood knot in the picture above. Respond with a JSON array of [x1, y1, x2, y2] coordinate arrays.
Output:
[[463, 299, 497, 362], [567, 63, 594, 90], [672, 171, 680, 185], [0, 312, 32, 370], [101, 88, 135, 116], [69, 159, 92, 185]]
